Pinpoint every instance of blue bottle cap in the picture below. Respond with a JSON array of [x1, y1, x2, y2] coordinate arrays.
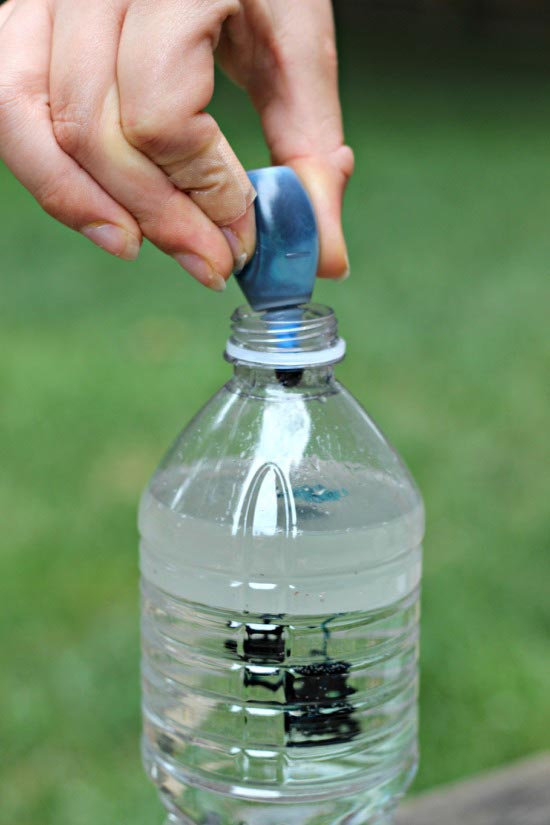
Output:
[[235, 167, 319, 312]]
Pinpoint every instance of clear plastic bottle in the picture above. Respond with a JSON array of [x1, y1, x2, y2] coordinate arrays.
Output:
[[139, 304, 424, 825]]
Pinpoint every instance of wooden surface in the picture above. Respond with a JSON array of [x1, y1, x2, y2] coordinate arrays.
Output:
[[396, 753, 550, 825]]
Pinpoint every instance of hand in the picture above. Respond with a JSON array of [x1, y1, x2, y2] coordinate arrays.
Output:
[[0, 0, 353, 290]]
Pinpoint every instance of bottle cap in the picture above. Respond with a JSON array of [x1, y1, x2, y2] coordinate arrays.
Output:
[[227, 167, 346, 368], [235, 167, 319, 311]]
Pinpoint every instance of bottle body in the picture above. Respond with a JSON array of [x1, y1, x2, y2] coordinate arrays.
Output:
[[139, 331, 424, 824]]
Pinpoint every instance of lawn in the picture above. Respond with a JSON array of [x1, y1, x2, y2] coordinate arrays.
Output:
[[1, 33, 549, 825]]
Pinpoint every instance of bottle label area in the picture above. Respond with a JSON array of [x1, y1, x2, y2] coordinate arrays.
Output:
[[141, 577, 419, 823]]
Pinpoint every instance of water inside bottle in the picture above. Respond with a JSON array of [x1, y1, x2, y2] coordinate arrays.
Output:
[[139, 462, 423, 824]]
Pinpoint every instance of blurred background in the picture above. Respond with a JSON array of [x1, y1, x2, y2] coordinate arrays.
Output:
[[1, 1, 549, 823]]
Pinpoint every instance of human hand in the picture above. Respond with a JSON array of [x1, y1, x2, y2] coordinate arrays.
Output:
[[0, 0, 353, 290]]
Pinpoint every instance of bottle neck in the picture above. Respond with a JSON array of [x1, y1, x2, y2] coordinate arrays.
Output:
[[228, 362, 337, 398], [225, 303, 345, 372]]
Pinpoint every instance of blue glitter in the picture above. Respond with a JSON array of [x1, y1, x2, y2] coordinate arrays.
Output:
[[289, 485, 349, 503]]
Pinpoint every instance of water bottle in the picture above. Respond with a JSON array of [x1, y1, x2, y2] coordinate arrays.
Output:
[[138, 169, 424, 825]]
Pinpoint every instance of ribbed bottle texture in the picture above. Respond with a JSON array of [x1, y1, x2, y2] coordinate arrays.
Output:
[[142, 576, 419, 824]]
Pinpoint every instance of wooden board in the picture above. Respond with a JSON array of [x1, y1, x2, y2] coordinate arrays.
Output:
[[396, 753, 550, 825]]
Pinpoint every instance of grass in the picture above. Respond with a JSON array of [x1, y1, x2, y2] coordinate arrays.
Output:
[[1, 34, 549, 825]]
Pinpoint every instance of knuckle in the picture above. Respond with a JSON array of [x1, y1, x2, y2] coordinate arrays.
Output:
[[122, 110, 219, 165], [34, 169, 73, 220], [322, 37, 338, 72], [0, 74, 49, 141], [122, 116, 170, 157], [0, 80, 17, 111], [189, 112, 219, 148], [0, 75, 27, 127], [51, 101, 93, 159]]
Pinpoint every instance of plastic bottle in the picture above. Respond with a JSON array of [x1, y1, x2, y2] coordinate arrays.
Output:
[[139, 300, 424, 825], [139, 167, 424, 824]]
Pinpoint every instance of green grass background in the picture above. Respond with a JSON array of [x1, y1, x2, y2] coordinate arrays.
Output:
[[1, 33, 549, 825]]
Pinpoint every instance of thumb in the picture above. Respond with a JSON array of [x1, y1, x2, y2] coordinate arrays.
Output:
[[287, 148, 354, 280], [223, 0, 353, 278]]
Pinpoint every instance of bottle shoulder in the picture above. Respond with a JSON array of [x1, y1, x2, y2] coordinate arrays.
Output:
[[141, 379, 423, 538]]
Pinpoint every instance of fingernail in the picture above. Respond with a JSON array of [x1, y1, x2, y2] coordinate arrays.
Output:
[[222, 205, 256, 272], [174, 253, 226, 292], [221, 227, 247, 274], [335, 263, 350, 281], [335, 252, 350, 281], [81, 222, 140, 261]]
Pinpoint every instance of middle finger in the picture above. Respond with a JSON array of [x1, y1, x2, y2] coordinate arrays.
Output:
[[49, 0, 234, 288]]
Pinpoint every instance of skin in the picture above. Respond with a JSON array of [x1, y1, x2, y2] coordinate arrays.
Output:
[[0, 0, 354, 291]]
